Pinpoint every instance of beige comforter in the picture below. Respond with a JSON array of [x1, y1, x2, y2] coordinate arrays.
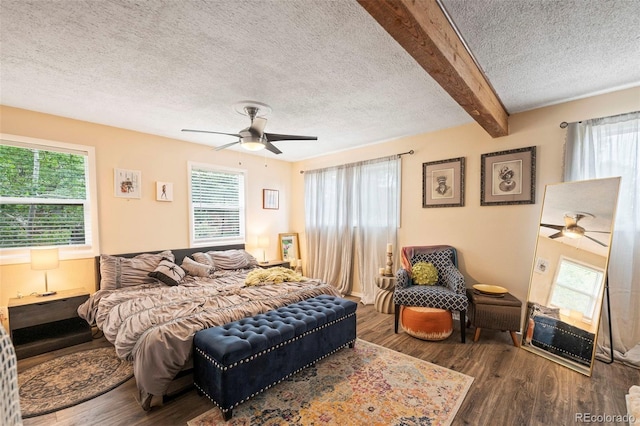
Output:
[[77, 269, 340, 402]]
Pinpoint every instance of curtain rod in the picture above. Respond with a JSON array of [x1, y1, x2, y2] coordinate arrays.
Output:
[[299, 150, 414, 174], [559, 111, 639, 128]]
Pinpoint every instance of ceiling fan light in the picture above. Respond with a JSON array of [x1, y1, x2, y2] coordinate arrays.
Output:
[[240, 136, 265, 151], [562, 227, 583, 239]]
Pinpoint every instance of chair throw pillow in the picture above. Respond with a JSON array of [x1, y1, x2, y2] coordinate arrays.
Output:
[[148, 258, 186, 286], [412, 262, 438, 285]]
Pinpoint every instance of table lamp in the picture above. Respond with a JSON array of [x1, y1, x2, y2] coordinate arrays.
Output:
[[31, 247, 59, 297], [257, 235, 270, 264]]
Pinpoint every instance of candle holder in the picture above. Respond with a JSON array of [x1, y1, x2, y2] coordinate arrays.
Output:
[[384, 251, 394, 277]]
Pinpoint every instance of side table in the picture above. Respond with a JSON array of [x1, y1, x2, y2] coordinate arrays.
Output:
[[375, 276, 396, 314], [466, 288, 522, 347]]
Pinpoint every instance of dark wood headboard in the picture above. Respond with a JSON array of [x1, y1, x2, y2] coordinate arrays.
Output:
[[93, 244, 245, 292]]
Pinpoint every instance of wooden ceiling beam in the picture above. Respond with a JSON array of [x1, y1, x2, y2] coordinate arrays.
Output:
[[357, 0, 509, 137]]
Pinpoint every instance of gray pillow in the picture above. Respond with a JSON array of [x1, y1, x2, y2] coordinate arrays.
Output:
[[208, 249, 258, 270], [181, 256, 214, 277], [100, 250, 174, 290]]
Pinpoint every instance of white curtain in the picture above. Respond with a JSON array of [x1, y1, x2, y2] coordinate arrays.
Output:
[[564, 111, 640, 368], [304, 156, 400, 302]]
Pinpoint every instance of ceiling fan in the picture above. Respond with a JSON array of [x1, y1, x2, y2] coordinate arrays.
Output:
[[181, 101, 317, 155], [540, 212, 610, 247]]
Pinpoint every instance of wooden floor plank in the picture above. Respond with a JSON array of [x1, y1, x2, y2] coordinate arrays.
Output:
[[17, 299, 640, 425]]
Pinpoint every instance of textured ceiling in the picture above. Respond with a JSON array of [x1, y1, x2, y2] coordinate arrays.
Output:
[[1, 0, 639, 162]]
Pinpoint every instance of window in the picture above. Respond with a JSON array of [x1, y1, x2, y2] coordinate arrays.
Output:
[[188, 162, 246, 246], [548, 256, 604, 321], [0, 134, 99, 263]]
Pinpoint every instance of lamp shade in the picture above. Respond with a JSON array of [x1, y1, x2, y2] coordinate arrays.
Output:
[[257, 235, 270, 248], [31, 247, 60, 271]]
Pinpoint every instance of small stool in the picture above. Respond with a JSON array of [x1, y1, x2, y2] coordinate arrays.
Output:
[[466, 288, 522, 347], [400, 306, 453, 341], [375, 276, 396, 314]]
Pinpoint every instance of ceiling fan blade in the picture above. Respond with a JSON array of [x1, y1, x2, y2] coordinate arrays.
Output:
[[182, 129, 241, 138], [264, 132, 318, 142], [264, 141, 282, 155], [214, 140, 241, 151], [250, 117, 267, 135], [548, 232, 563, 239], [540, 223, 564, 231], [585, 235, 608, 247], [585, 230, 611, 234]]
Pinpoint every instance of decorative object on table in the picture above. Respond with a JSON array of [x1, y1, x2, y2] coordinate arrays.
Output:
[[412, 261, 438, 285], [466, 288, 522, 347], [18, 347, 133, 418], [472, 284, 508, 295], [480, 146, 536, 206], [30, 247, 59, 296], [262, 188, 279, 209], [401, 306, 454, 341], [422, 157, 465, 208], [384, 243, 394, 276], [187, 339, 473, 426], [155, 181, 173, 201], [375, 275, 396, 314], [114, 168, 141, 199], [278, 232, 300, 261]]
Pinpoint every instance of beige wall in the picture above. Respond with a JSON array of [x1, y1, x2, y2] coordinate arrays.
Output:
[[291, 87, 640, 305], [0, 106, 293, 325], [0, 87, 638, 328]]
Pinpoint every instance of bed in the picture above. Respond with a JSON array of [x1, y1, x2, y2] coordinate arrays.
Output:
[[77, 244, 341, 410]]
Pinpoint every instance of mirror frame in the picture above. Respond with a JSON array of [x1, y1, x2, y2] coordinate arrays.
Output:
[[521, 177, 621, 376]]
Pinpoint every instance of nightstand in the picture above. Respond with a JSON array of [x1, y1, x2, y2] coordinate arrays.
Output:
[[257, 260, 291, 269], [8, 288, 92, 359]]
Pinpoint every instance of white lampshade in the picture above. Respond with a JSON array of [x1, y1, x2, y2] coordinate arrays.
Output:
[[31, 247, 60, 270], [257, 235, 270, 248]]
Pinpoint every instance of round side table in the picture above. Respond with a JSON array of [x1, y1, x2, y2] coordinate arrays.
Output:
[[375, 275, 396, 314]]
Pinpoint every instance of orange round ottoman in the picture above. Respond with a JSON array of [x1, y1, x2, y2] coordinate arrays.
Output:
[[400, 306, 453, 341]]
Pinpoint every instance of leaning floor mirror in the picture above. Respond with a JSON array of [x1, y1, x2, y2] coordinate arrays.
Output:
[[521, 177, 621, 376]]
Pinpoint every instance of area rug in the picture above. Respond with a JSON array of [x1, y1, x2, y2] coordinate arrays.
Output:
[[19, 347, 133, 418], [188, 339, 474, 426]]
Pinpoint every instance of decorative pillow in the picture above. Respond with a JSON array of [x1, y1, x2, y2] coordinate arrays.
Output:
[[412, 262, 438, 285], [100, 250, 174, 290], [192, 252, 214, 267], [207, 249, 259, 270], [148, 258, 186, 286], [181, 256, 214, 277]]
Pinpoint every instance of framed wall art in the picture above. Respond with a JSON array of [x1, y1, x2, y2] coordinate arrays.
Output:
[[481, 146, 536, 206], [156, 182, 173, 201], [263, 189, 279, 209], [422, 157, 465, 208], [114, 168, 142, 199], [278, 232, 300, 261]]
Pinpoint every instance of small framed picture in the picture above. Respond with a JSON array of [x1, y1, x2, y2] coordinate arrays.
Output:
[[114, 168, 141, 199], [481, 146, 536, 206], [278, 232, 300, 261], [156, 182, 173, 201], [534, 257, 549, 274], [422, 157, 465, 208], [263, 189, 279, 209]]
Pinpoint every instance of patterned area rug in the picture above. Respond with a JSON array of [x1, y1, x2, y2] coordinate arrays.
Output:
[[19, 347, 133, 418], [188, 339, 473, 426]]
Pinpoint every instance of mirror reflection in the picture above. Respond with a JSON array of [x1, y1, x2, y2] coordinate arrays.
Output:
[[522, 177, 621, 375]]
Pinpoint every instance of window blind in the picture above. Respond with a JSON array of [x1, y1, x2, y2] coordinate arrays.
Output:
[[0, 143, 91, 248], [190, 166, 245, 244]]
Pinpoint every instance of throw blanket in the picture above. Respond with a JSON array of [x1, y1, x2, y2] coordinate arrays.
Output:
[[77, 269, 340, 405], [245, 266, 304, 285]]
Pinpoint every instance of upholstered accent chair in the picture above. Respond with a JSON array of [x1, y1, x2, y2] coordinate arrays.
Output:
[[394, 245, 468, 343]]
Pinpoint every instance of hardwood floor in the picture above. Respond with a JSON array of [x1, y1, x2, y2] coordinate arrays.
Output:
[[18, 299, 639, 426]]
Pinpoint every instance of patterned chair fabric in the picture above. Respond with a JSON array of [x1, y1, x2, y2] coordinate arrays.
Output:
[[0, 326, 22, 426], [393, 245, 468, 343]]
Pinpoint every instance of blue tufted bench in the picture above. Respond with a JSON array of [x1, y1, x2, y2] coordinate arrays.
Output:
[[193, 295, 357, 420]]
